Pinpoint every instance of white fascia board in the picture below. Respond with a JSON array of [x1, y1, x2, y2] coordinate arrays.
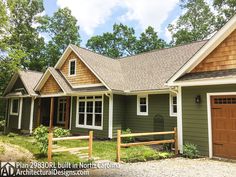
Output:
[[168, 77, 236, 87]]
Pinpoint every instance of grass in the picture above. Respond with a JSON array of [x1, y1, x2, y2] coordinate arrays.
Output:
[[0, 134, 174, 163]]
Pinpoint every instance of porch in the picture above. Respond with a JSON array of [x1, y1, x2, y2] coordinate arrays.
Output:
[[36, 97, 70, 129]]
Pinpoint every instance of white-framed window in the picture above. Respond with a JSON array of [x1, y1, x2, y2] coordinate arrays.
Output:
[[137, 95, 148, 116], [76, 95, 103, 129], [10, 98, 19, 115], [57, 97, 67, 124], [170, 94, 177, 117], [68, 59, 76, 76]]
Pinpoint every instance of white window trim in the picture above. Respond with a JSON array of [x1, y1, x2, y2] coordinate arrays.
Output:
[[76, 95, 103, 130], [57, 97, 67, 124], [169, 94, 177, 117], [137, 95, 148, 116], [68, 59, 76, 76], [10, 98, 19, 116]]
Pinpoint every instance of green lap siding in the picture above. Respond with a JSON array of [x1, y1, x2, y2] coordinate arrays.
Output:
[[21, 98, 31, 130], [182, 84, 236, 156], [112, 94, 125, 137], [124, 94, 177, 139], [70, 95, 109, 138]]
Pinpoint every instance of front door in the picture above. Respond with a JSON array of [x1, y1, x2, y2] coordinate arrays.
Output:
[[57, 97, 67, 125], [211, 95, 236, 159]]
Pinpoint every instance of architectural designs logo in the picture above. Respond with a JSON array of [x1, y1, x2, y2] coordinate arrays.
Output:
[[0, 162, 16, 176]]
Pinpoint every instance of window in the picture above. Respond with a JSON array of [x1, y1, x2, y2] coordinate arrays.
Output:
[[69, 59, 76, 76], [77, 96, 103, 129], [170, 94, 177, 117], [57, 98, 67, 124], [10, 98, 19, 115], [137, 95, 148, 116]]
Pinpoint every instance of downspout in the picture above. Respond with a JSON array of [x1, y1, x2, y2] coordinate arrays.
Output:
[[169, 86, 183, 153], [105, 93, 113, 139]]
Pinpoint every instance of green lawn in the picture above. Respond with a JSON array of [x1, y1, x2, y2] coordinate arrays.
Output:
[[0, 135, 174, 163]]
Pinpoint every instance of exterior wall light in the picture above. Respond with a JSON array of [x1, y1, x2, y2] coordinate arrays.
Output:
[[195, 95, 201, 104]]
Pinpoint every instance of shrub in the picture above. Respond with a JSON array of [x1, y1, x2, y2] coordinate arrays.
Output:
[[33, 125, 71, 155], [183, 143, 200, 159], [53, 127, 70, 138], [121, 128, 135, 143], [33, 125, 48, 155], [0, 120, 5, 128]]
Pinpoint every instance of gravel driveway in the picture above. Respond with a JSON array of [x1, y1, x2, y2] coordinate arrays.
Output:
[[89, 158, 236, 177]]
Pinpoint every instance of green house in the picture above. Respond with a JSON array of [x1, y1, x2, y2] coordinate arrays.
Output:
[[2, 15, 236, 160]]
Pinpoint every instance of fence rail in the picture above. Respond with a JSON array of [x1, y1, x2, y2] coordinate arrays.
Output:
[[116, 127, 178, 162], [48, 131, 93, 162]]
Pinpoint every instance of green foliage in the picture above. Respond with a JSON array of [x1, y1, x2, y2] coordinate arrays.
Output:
[[121, 128, 135, 143], [53, 127, 70, 138], [0, 145, 5, 155], [213, 0, 236, 29], [183, 142, 200, 159], [39, 7, 81, 66], [86, 23, 166, 58], [0, 120, 6, 128], [136, 26, 168, 54], [7, 132, 18, 137], [168, 0, 217, 45], [121, 146, 174, 163], [33, 125, 48, 155], [33, 125, 71, 155]]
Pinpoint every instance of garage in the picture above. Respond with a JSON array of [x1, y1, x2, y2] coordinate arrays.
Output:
[[211, 95, 236, 159]]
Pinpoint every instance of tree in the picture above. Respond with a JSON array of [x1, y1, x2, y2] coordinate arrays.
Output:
[[213, 0, 236, 29], [168, 0, 216, 45], [136, 26, 167, 54], [39, 8, 81, 66], [0, 1, 9, 50], [86, 24, 167, 58], [5, 0, 46, 70], [86, 23, 137, 58]]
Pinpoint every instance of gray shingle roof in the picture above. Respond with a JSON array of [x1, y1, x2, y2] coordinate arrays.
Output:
[[19, 70, 43, 95], [177, 69, 236, 81], [71, 40, 207, 91]]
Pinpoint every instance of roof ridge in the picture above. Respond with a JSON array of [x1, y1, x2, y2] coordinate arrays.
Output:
[[71, 40, 208, 61], [117, 40, 209, 60]]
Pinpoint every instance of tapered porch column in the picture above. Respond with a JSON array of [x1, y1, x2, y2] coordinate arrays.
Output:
[[49, 97, 54, 130]]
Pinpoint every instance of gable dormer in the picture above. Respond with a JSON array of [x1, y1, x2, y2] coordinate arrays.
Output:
[[191, 29, 236, 73], [60, 51, 102, 88]]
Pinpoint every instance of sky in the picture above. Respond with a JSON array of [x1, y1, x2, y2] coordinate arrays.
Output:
[[43, 0, 182, 47]]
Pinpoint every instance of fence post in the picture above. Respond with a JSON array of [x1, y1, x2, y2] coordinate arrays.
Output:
[[48, 132, 53, 162], [117, 130, 121, 162], [174, 127, 178, 155], [88, 131, 93, 159]]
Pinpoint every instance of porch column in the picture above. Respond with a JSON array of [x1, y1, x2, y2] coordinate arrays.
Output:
[[36, 99, 41, 127], [64, 97, 70, 129], [29, 97, 35, 134], [108, 94, 113, 139], [49, 97, 54, 130]]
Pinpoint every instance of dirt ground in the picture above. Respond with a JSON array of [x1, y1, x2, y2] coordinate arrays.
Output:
[[0, 142, 34, 162]]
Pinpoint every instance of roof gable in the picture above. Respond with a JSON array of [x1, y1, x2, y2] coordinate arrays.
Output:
[[35, 68, 65, 94], [3, 70, 42, 96], [191, 29, 236, 73], [167, 15, 236, 84]]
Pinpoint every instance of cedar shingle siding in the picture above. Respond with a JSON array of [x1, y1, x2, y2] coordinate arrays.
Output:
[[60, 52, 101, 86], [40, 75, 62, 94], [191, 30, 236, 73]]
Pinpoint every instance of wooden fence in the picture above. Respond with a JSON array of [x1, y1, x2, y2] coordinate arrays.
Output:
[[116, 127, 178, 162], [48, 131, 93, 162]]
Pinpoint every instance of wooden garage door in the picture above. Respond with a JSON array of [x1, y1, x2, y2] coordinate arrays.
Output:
[[211, 96, 236, 159]]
